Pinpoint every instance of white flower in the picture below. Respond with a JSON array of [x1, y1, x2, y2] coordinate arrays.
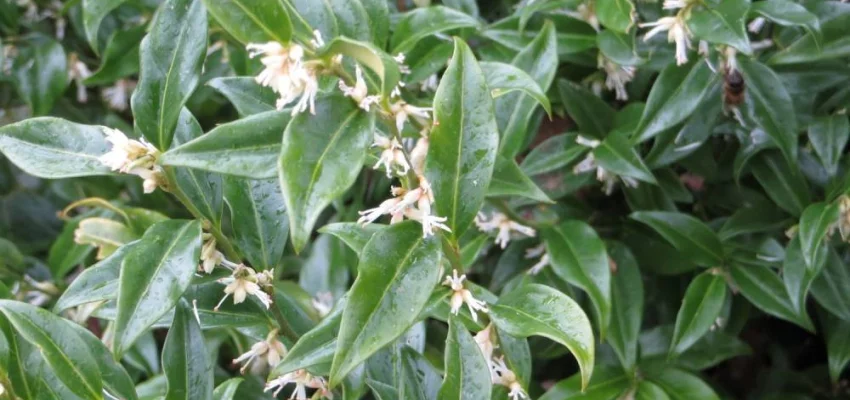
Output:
[[265, 369, 329, 399], [420, 74, 439, 92], [394, 52, 411, 74], [215, 265, 273, 310], [358, 178, 451, 237], [525, 244, 550, 275], [234, 329, 287, 373], [312, 292, 334, 318], [247, 41, 319, 115], [836, 196, 850, 241], [748, 17, 766, 33], [391, 101, 432, 132], [371, 134, 409, 177], [475, 212, 536, 249], [662, 0, 689, 9], [310, 29, 326, 49], [491, 356, 527, 400], [101, 79, 136, 111], [129, 167, 165, 194], [409, 135, 429, 175], [68, 53, 92, 103], [574, 136, 638, 195], [599, 56, 635, 101], [99, 127, 158, 172], [339, 64, 381, 111], [474, 324, 496, 362], [200, 235, 223, 274], [443, 269, 488, 322], [641, 16, 692, 65]]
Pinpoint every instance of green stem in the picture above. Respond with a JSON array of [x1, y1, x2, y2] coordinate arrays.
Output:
[[266, 290, 300, 342]]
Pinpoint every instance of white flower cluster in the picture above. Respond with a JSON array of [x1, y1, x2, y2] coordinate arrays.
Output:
[[265, 369, 330, 399], [357, 176, 450, 238], [68, 53, 92, 103], [233, 329, 287, 373], [572, 136, 638, 195], [247, 40, 319, 115], [640, 0, 696, 66], [215, 264, 274, 310], [475, 325, 528, 400], [339, 64, 381, 111], [598, 55, 635, 101], [442, 269, 489, 322], [475, 212, 536, 249], [525, 244, 550, 275], [99, 127, 164, 193]]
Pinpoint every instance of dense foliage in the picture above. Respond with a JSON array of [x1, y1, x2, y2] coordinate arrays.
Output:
[[0, 0, 849, 399]]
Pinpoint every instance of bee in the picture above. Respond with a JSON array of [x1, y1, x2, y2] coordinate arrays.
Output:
[[723, 67, 745, 108]]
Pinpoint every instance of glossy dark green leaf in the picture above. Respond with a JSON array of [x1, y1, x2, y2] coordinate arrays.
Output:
[[670, 272, 727, 356], [162, 110, 288, 179], [327, 0, 371, 41], [360, 0, 389, 47], [489, 283, 595, 389], [0, 117, 112, 178], [82, 0, 128, 52], [202, 0, 291, 44], [273, 282, 319, 335], [632, 60, 718, 143], [279, 94, 374, 252], [811, 250, 850, 320], [399, 347, 442, 400], [47, 218, 94, 279], [480, 61, 551, 116], [13, 38, 67, 116], [750, 0, 821, 49], [444, 0, 480, 18], [488, 155, 553, 203], [520, 133, 586, 176], [483, 15, 596, 57], [687, 0, 751, 54], [808, 115, 849, 176], [272, 300, 344, 377], [285, 0, 338, 41], [84, 25, 145, 85], [820, 308, 850, 383], [67, 322, 138, 400], [162, 300, 213, 400], [319, 223, 385, 255], [597, 30, 640, 66], [54, 241, 136, 312], [224, 177, 288, 270], [596, 0, 635, 33], [768, 13, 850, 65], [113, 220, 201, 356], [593, 133, 657, 184], [329, 222, 441, 387], [557, 79, 616, 138], [542, 221, 611, 337], [630, 211, 724, 267], [636, 381, 671, 400], [750, 152, 809, 217], [390, 6, 480, 53], [212, 378, 243, 400], [608, 243, 643, 371], [131, 0, 207, 150], [729, 262, 814, 331], [798, 202, 839, 270], [171, 109, 223, 226], [718, 206, 789, 241], [538, 366, 629, 400], [438, 316, 491, 400], [300, 233, 351, 299], [493, 20, 557, 157], [0, 300, 103, 400], [424, 39, 499, 238], [319, 37, 401, 99], [206, 77, 277, 116], [647, 368, 720, 400], [737, 57, 798, 164], [783, 236, 824, 319]]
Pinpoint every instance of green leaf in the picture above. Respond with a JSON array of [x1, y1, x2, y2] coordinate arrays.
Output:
[[390, 6, 480, 53], [768, 13, 850, 64], [207, 77, 277, 116], [0, 300, 103, 400], [84, 25, 145, 85], [82, 0, 128, 52], [811, 250, 850, 320], [687, 0, 752, 54], [593, 133, 657, 184], [483, 15, 597, 57], [630, 211, 724, 267], [278, 94, 374, 252], [597, 30, 640, 66], [327, 0, 371, 42], [329, 222, 441, 387], [48, 218, 95, 279], [161, 110, 289, 179], [202, 0, 291, 44], [557, 79, 616, 138], [400, 347, 442, 400], [224, 177, 288, 270], [539, 366, 629, 400], [542, 221, 612, 337], [272, 300, 344, 376], [320, 223, 385, 255], [54, 241, 136, 312], [608, 243, 643, 372], [0, 117, 112, 178], [729, 262, 814, 331], [749, 152, 810, 217], [636, 381, 671, 400], [285, 0, 337, 41], [319, 37, 401, 100], [718, 206, 789, 241], [113, 220, 202, 356], [67, 322, 138, 400], [212, 378, 243, 400], [820, 308, 850, 383], [632, 60, 718, 143], [13, 38, 68, 116], [424, 38, 499, 238], [647, 368, 720, 400], [808, 115, 849, 176], [737, 57, 798, 165], [520, 133, 586, 176], [750, 0, 821, 50], [361, 0, 390, 47], [480, 61, 551, 116], [798, 202, 839, 270], [489, 283, 595, 390], [492, 20, 558, 157], [162, 300, 213, 400], [670, 272, 727, 356], [783, 236, 824, 318], [170, 109, 224, 226], [131, 0, 208, 150], [596, 0, 635, 33], [488, 155, 553, 203], [437, 316, 491, 400]]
